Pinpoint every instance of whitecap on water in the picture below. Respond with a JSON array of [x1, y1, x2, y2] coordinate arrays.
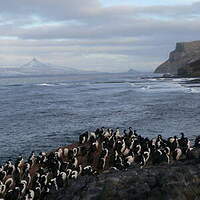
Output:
[[186, 87, 200, 94], [37, 83, 56, 86], [128, 82, 136, 87], [171, 78, 188, 82], [141, 85, 151, 90], [138, 80, 189, 93], [146, 78, 159, 81], [172, 78, 199, 83]]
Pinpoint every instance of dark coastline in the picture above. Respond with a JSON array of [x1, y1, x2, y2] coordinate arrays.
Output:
[[48, 159, 200, 200]]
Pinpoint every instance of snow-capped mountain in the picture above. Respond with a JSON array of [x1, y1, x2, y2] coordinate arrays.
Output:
[[19, 58, 84, 74], [21, 58, 49, 68], [0, 58, 91, 76]]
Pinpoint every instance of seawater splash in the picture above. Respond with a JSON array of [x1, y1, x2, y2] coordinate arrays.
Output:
[[141, 85, 151, 90], [136, 78, 200, 93]]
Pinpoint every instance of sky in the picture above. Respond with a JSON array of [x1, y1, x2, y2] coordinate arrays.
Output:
[[0, 0, 200, 72]]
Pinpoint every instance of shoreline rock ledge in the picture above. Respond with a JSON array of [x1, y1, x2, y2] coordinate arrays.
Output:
[[154, 40, 200, 76], [49, 160, 200, 200]]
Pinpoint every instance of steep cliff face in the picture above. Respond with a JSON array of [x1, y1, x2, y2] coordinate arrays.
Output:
[[178, 59, 200, 77], [154, 41, 200, 75]]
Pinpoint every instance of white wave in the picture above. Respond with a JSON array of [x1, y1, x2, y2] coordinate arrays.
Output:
[[184, 78, 199, 81], [172, 78, 199, 83], [147, 78, 159, 81], [138, 80, 189, 93], [186, 87, 200, 93], [141, 85, 151, 90], [36, 82, 89, 88], [172, 78, 187, 82], [37, 83, 56, 86], [129, 82, 136, 87]]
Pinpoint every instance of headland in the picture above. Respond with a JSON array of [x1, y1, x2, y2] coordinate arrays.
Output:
[[154, 40, 200, 77]]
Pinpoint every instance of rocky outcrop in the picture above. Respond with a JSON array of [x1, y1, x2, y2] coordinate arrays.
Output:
[[47, 160, 200, 200], [154, 41, 200, 75], [178, 59, 200, 77]]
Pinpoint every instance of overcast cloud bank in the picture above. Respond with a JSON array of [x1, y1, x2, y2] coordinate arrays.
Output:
[[0, 0, 200, 72]]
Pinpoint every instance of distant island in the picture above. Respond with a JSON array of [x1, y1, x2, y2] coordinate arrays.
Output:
[[154, 40, 200, 77], [127, 68, 149, 75], [0, 58, 97, 77], [128, 69, 139, 73]]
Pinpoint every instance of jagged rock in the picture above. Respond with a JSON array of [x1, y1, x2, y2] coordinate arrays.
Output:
[[154, 41, 200, 75]]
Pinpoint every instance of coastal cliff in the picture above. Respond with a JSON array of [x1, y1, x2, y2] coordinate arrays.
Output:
[[154, 41, 200, 75]]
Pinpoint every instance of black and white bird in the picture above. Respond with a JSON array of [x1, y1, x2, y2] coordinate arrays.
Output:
[[178, 132, 190, 154]]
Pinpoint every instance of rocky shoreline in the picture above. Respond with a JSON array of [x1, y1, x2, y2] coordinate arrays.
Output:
[[45, 131, 200, 200], [1, 128, 200, 200], [48, 159, 200, 200]]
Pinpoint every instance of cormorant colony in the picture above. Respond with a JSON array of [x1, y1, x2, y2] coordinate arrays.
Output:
[[1, 127, 200, 200]]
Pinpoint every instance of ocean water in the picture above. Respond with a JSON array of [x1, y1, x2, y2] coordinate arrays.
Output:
[[0, 73, 200, 163]]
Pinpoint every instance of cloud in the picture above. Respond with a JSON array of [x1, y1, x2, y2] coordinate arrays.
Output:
[[0, 0, 200, 72]]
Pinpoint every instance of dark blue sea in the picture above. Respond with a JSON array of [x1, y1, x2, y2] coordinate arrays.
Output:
[[0, 73, 200, 163]]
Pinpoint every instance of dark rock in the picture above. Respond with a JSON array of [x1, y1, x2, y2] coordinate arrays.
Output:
[[178, 59, 200, 77], [47, 159, 200, 200]]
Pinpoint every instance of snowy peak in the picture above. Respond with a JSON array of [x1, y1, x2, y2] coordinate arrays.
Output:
[[22, 58, 48, 68], [0, 58, 97, 77], [18, 58, 90, 75]]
